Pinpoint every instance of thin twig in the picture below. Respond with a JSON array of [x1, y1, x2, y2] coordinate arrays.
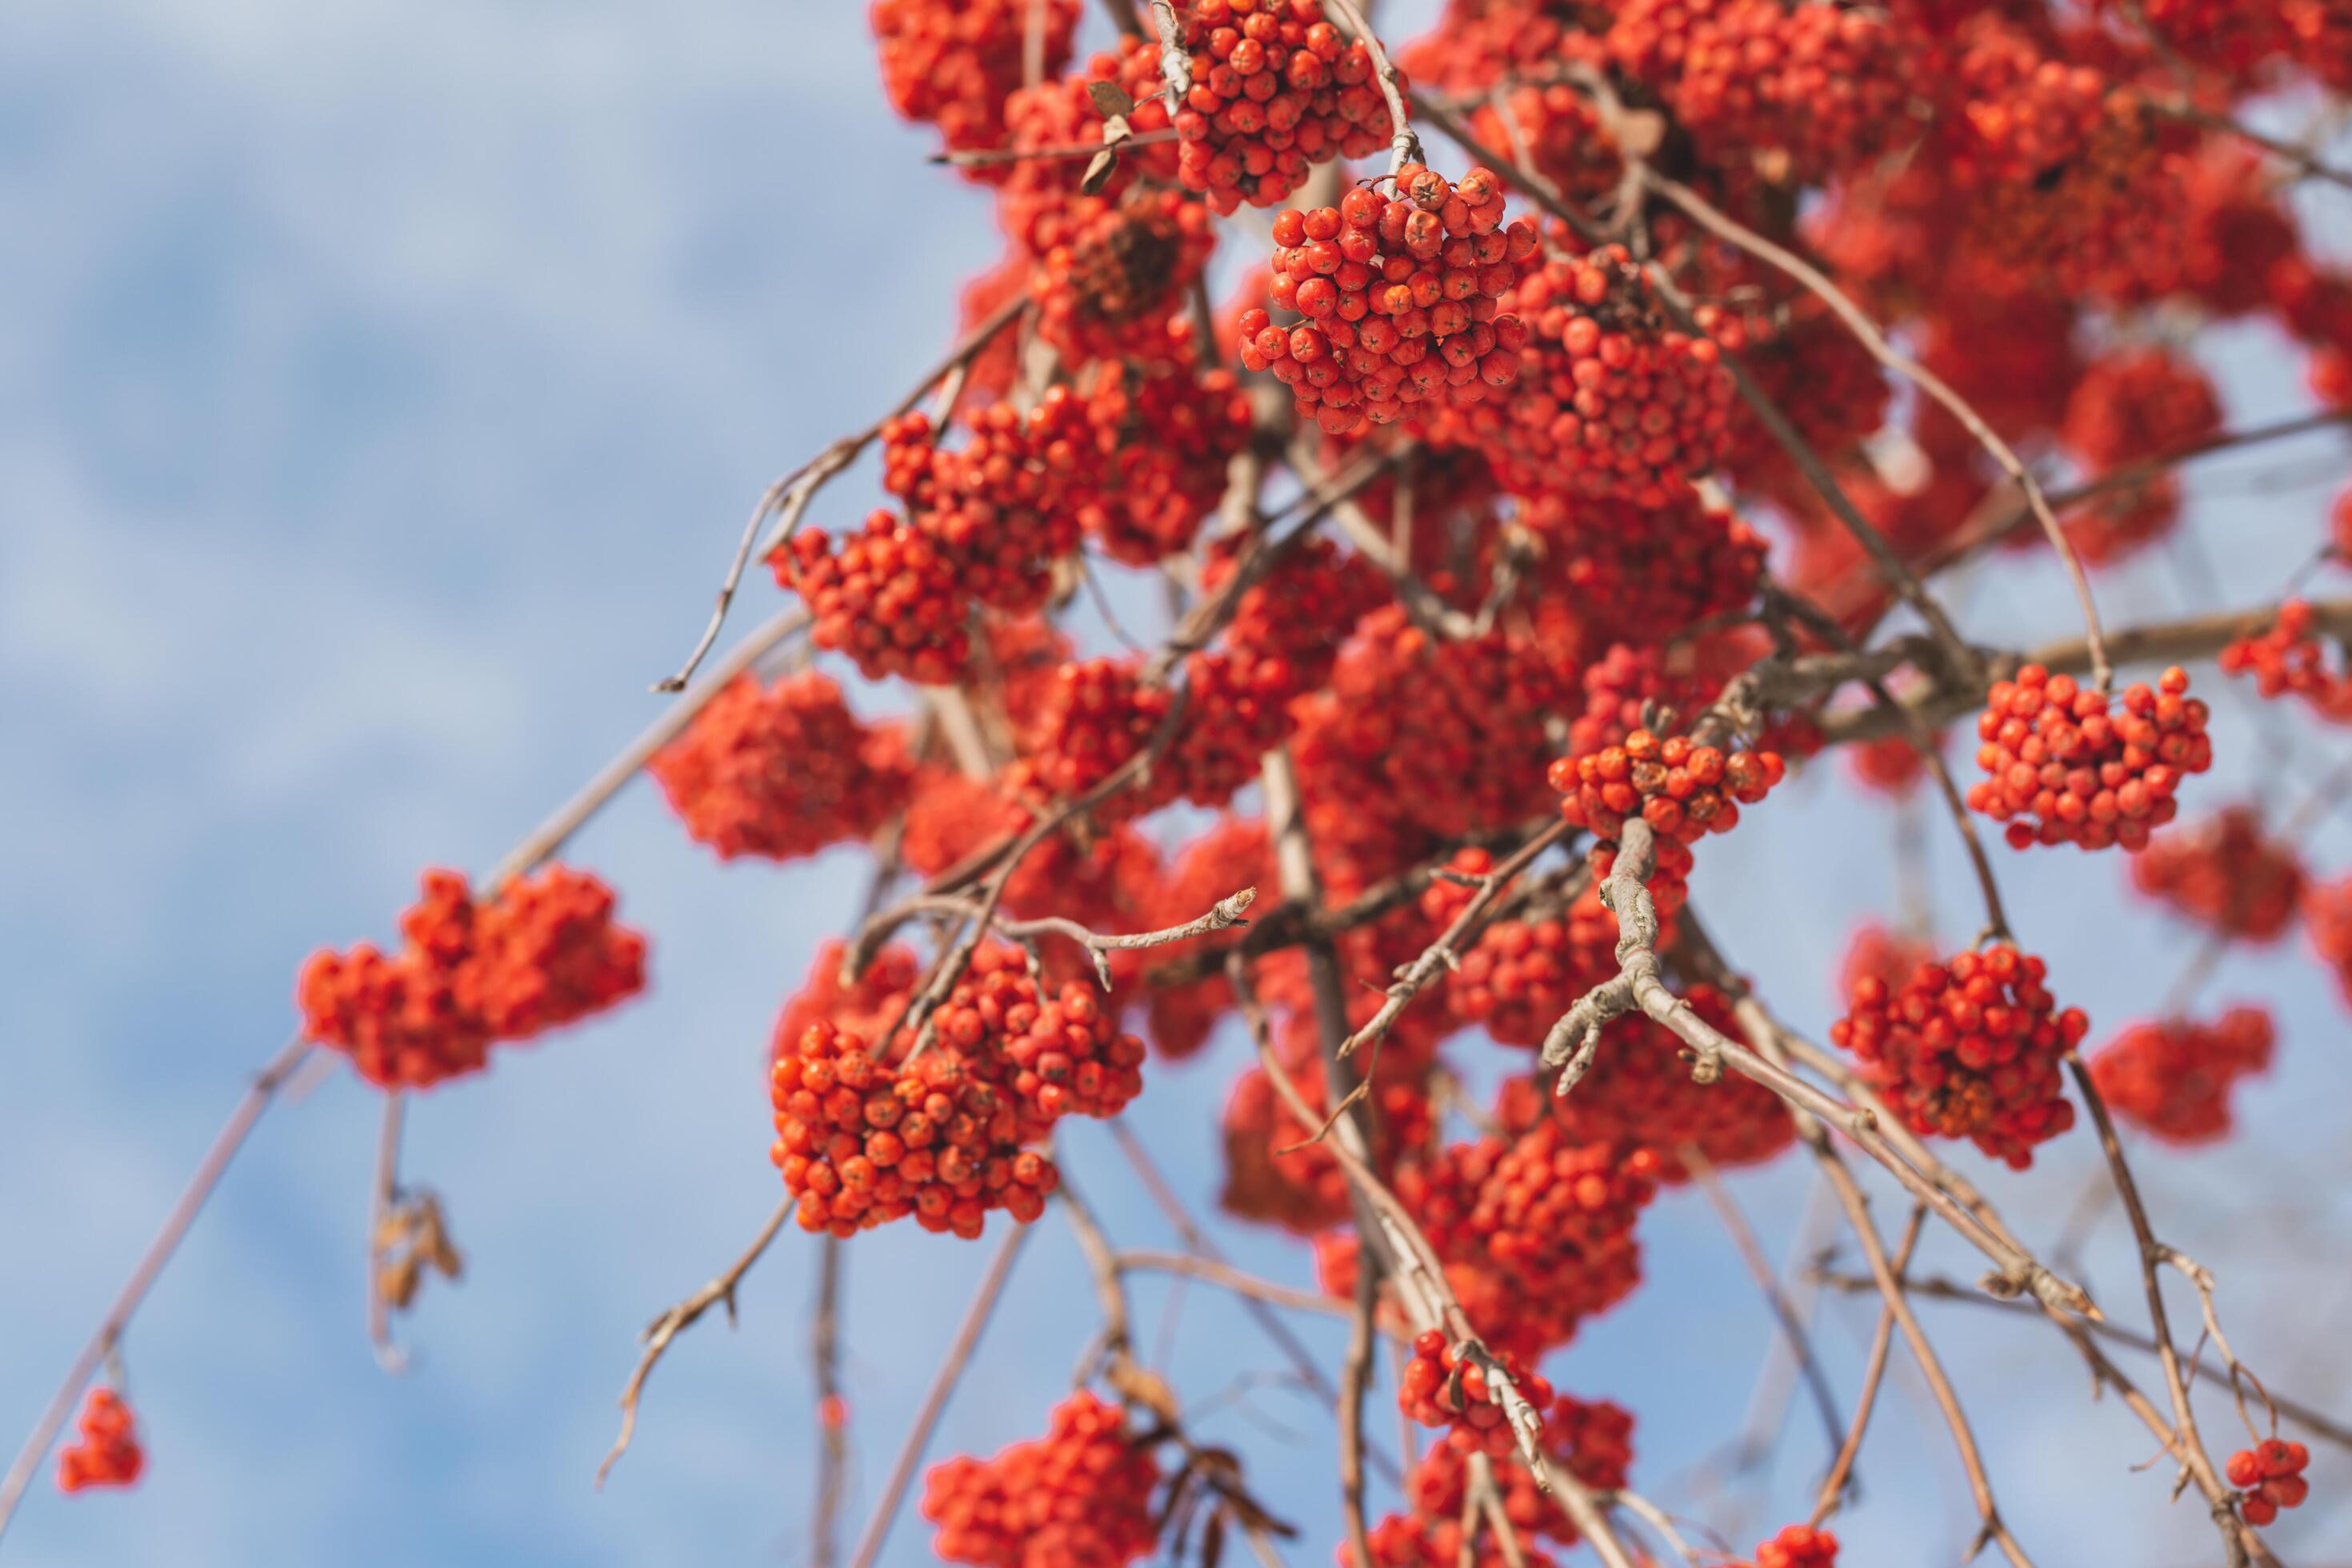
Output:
[[367, 1093, 408, 1374], [930, 127, 1184, 166], [1321, 0, 1422, 174], [1146, 2, 1191, 115], [597, 1195, 796, 1487], [0, 1036, 314, 1545], [890, 887, 1257, 990], [1812, 1206, 1925, 1525], [812, 1235, 847, 1568]]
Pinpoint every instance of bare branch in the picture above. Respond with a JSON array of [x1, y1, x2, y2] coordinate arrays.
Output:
[[367, 1093, 409, 1374]]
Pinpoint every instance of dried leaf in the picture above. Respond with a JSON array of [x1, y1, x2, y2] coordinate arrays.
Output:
[[1086, 80, 1137, 119], [1081, 146, 1122, 196]]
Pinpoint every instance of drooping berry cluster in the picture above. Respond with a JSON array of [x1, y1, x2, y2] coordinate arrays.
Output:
[[777, 510, 975, 685], [2128, 806, 2306, 942], [1550, 727, 1786, 846], [2301, 874, 2352, 1008], [1742, 1524, 1838, 1568], [1430, 854, 1638, 1049], [1456, 244, 1738, 509], [770, 1019, 1058, 1239], [2228, 1438, 2312, 1526], [1608, 0, 1928, 186], [1221, 1009, 1436, 1234], [1838, 922, 1934, 1008], [1238, 169, 1538, 435], [1081, 358, 1253, 566], [922, 1393, 1161, 1568], [2057, 347, 2222, 565], [1170, 0, 1395, 214], [650, 673, 911, 862], [1402, 1391, 1633, 1550], [1966, 665, 2213, 851], [1847, 734, 1930, 798], [1831, 943, 2086, 1169], [298, 866, 646, 1090], [1398, 1330, 1554, 1457], [882, 391, 1106, 614], [1030, 190, 1216, 366], [1518, 492, 1767, 653], [57, 1389, 142, 1494], [2089, 1006, 2275, 1145], [2220, 600, 2352, 722], [771, 941, 925, 1065], [871, 0, 1080, 164], [1396, 1118, 1662, 1354], [769, 946, 1146, 1238]]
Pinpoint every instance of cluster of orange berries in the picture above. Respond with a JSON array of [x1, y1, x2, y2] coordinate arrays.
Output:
[[1610, 0, 1926, 185], [922, 1393, 1160, 1568], [1551, 727, 1787, 847], [2058, 347, 2222, 565], [1423, 851, 1631, 1048], [298, 866, 646, 1090], [778, 511, 974, 686], [1030, 190, 1216, 366], [2298, 874, 2352, 1009], [1519, 493, 1766, 652], [1399, 1119, 1661, 1354], [1831, 943, 2086, 1169], [57, 1389, 142, 1493], [770, 946, 1144, 1238], [1838, 922, 1934, 1006], [884, 394, 1105, 614], [2229, 1438, 2313, 1526], [1398, 1330, 1553, 1457], [1220, 1010, 1436, 1234], [1171, 0, 1394, 214], [2220, 600, 2352, 722], [1402, 1392, 1634, 1550], [2090, 1006, 2276, 1145], [870, 0, 1078, 163], [1238, 169, 1538, 435], [1966, 664, 2213, 851], [1458, 245, 1738, 509], [1743, 1524, 1838, 1568], [1082, 357, 1252, 566], [2129, 806, 2306, 942], [649, 672, 911, 862]]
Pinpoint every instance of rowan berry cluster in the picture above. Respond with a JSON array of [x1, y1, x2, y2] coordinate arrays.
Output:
[[1966, 664, 2213, 851], [298, 866, 646, 1090], [777, 510, 974, 685], [2300, 874, 2352, 1008], [2227, 1438, 2312, 1526], [2219, 600, 2352, 722], [771, 941, 925, 1065], [1429, 854, 1635, 1049], [1831, 942, 2086, 1169], [56, 1389, 141, 1494], [1551, 726, 1787, 846], [1398, 1330, 1553, 1457], [2090, 1006, 2276, 1145], [1609, 0, 1928, 186], [1519, 492, 1766, 652], [882, 391, 1106, 614], [1397, 1118, 1661, 1354], [649, 673, 910, 862], [1238, 169, 1538, 435], [922, 1393, 1160, 1568], [1030, 190, 1216, 366], [2058, 347, 2222, 564], [1170, 0, 1395, 214], [1456, 244, 1738, 509], [1403, 1391, 1634, 1550], [1743, 1524, 1838, 1568], [1221, 1011, 1434, 1234], [1838, 922, 1934, 1007], [871, 0, 1079, 163], [2129, 806, 2306, 942], [1081, 357, 1252, 566], [1847, 734, 1930, 798]]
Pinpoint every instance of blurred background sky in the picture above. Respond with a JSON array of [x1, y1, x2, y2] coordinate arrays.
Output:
[[4, 2, 2351, 1564]]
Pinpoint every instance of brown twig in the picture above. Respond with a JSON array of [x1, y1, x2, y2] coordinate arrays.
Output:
[[596, 1196, 796, 1487], [812, 1235, 848, 1568], [846, 1223, 1031, 1568], [0, 1035, 314, 1544], [890, 887, 1258, 990], [1681, 1144, 1846, 1474], [1812, 1205, 1925, 1526], [1340, 1258, 1378, 1568], [367, 1092, 409, 1374], [2150, 94, 2352, 193], [2064, 1050, 2253, 1558], [930, 127, 1185, 166]]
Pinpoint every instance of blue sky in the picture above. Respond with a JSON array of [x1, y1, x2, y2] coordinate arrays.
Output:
[[3, 2, 2350, 1564]]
